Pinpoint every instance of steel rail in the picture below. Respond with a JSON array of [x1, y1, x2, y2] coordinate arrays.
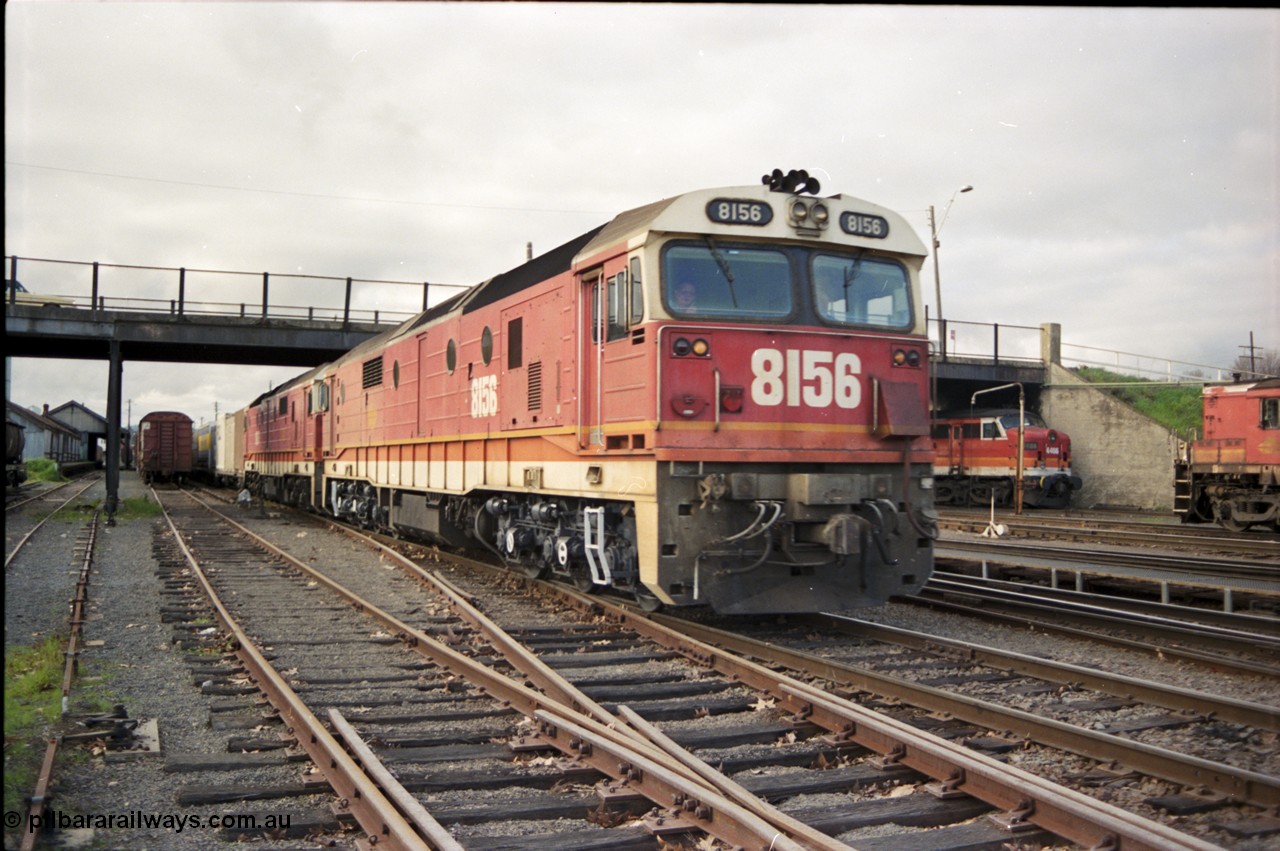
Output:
[[20, 511, 102, 851], [5, 476, 101, 569], [512, 581, 1231, 848], [318, 517, 851, 850], [936, 538, 1279, 585], [781, 683, 1224, 851], [327, 709, 463, 851], [182, 491, 832, 849], [925, 576, 1280, 656], [19, 737, 61, 851], [804, 612, 1280, 730], [153, 490, 432, 851], [5, 475, 90, 513], [61, 510, 100, 712], [533, 708, 809, 851], [419, 557, 1252, 844], [904, 589, 1280, 679], [930, 570, 1280, 633], [613, 705, 849, 851], [938, 514, 1280, 558], [648, 612, 1280, 810]]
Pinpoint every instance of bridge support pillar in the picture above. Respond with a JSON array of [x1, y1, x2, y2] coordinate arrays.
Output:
[[105, 339, 122, 524], [1040, 322, 1062, 366]]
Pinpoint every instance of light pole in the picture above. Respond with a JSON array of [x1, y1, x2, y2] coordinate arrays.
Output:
[[929, 184, 973, 358], [971, 382, 1025, 516]]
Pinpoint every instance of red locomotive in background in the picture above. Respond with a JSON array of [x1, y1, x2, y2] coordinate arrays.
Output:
[[240, 171, 939, 614], [1176, 378, 1280, 531], [931, 409, 1082, 508]]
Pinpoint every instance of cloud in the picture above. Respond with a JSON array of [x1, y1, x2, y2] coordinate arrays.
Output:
[[5, 3, 1277, 419]]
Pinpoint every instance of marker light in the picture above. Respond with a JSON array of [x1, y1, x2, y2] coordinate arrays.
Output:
[[672, 338, 692, 357], [691, 338, 710, 357], [892, 348, 923, 368]]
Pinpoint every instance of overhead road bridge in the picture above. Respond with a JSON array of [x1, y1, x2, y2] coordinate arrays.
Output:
[[5, 254, 467, 519], [5, 303, 391, 367]]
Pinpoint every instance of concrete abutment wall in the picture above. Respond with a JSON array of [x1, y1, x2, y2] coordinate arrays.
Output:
[[1037, 323, 1180, 511]]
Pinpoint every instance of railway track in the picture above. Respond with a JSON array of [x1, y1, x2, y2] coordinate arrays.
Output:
[[139, 486, 1248, 850], [932, 524, 1280, 618], [920, 572, 1280, 670], [153, 488, 853, 849], [5, 474, 102, 570], [938, 508, 1280, 559]]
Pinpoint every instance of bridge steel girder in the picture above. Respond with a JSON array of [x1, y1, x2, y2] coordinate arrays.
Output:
[[5, 305, 387, 367]]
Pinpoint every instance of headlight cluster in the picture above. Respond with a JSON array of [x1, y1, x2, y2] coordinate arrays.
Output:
[[891, 348, 922, 368], [671, 337, 710, 357], [789, 199, 830, 228]]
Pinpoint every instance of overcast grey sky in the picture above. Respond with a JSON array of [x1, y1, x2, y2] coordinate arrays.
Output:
[[5, 3, 1277, 426]]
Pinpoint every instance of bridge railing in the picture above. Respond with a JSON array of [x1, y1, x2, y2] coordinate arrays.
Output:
[[928, 315, 1042, 365], [4, 255, 470, 328], [1059, 341, 1250, 383]]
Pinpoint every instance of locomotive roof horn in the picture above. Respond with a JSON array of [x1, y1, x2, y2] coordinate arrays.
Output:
[[762, 168, 821, 195]]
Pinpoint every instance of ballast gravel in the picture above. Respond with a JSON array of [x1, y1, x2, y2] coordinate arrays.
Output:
[[5, 472, 1276, 850]]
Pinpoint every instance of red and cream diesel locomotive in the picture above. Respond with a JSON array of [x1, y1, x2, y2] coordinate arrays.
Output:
[[243, 171, 938, 614], [1176, 378, 1279, 531], [931, 410, 1082, 508]]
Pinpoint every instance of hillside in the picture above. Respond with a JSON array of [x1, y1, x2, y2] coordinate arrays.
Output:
[[1071, 367, 1203, 435]]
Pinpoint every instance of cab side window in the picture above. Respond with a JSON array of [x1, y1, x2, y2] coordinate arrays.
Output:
[[1262, 398, 1279, 430]]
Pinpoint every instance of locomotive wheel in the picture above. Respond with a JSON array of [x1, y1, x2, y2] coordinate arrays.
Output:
[[968, 484, 993, 506], [634, 587, 663, 613], [570, 565, 599, 593], [523, 562, 548, 580], [1219, 505, 1249, 533]]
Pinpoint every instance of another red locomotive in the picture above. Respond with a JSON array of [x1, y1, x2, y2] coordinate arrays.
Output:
[[244, 171, 939, 614], [931, 409, 1081, 508], [135, 411, 193, 485], [1176, 378, 1280, 531]]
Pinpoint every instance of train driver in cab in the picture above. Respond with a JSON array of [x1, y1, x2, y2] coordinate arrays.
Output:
[[672, 279, 700, 314]]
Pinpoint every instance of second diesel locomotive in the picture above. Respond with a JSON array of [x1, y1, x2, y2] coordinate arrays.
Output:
[[931, 409, 1082, 508], [1176, 378, 1279, 531], [243, 172, 939, 614]]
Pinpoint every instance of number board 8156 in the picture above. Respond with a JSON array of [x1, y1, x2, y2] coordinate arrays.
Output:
[[706, 199, 773, 226]]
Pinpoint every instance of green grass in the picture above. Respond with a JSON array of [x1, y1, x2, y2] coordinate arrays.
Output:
[[1072, 366, 1204, 434], [114, 496, 162, 520], [3, 637, 65, 816], [24, 458, 65, 483]]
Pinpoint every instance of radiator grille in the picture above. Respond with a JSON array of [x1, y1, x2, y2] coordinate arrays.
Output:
[[362, 356, 383, 389], [527, 361, 543, 410]]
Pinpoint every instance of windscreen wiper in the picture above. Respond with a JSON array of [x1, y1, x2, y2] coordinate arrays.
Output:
[[704, 237, 739, 307]]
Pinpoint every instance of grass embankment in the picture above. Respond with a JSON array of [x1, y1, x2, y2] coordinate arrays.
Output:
[[3, 492, 157, 823], [3, 637, 65, 816], [1072, 366, 1203, 434], [24, 458, 65, 483]]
